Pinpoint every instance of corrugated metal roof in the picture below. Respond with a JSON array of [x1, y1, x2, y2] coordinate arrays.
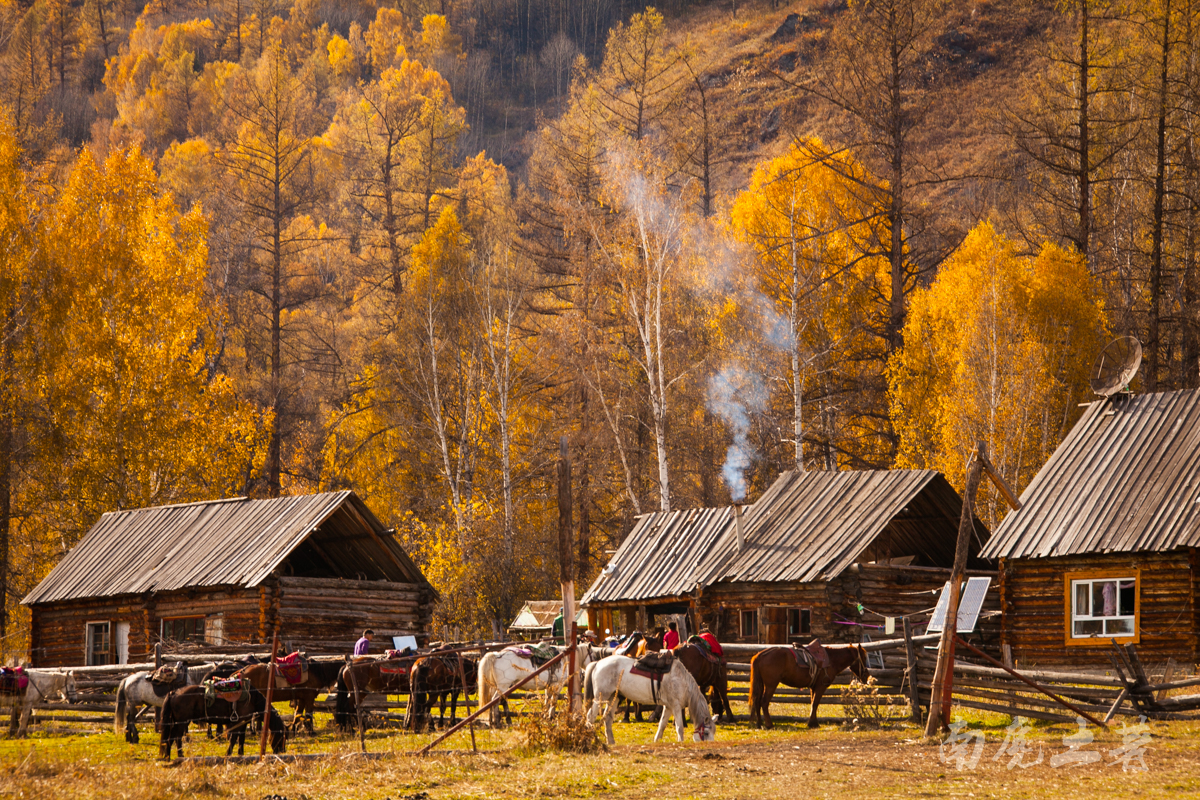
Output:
[[580, 507, 738, 605], [22, 491, 431, 604], [981, 389, 1200, 559], [581, 469, 983, 604], [700, 470, 979, 584]]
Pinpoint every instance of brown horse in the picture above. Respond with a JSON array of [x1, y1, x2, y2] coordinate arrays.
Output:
[[408, 654, 477, 730], [159, 684, 286, 759], [334, 656, 417, 732], [234, 659, 343, 734], [748, 643, 871, 729], [673, 643, 735, 721]]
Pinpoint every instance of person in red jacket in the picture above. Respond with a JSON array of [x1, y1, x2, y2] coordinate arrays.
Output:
[[698, 625, 723, 657], [662, 621, 680, 650]]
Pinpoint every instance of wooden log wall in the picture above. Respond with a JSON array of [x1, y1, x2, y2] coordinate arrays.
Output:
[[274, 576, 434, 650], [1000, 550, 1198, 668], [30, 597, 148, 668], [691, 565, 999, 646]]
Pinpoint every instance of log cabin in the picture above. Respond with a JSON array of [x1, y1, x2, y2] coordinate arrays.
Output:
[[982, 389, 1200, 668], [22, 491, 437, 667], [581, 469, 998, 647]]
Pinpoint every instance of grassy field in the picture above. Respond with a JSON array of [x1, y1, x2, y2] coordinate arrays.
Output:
[[1, 700, 1198, 799]]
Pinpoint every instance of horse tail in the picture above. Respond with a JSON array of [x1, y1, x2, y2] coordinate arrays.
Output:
[[114, 677, 128, 735], [748, 654, 763, 722], [583, 661, 596, 706], [333, 668, 350, 730], [158, 694, 175, 759]]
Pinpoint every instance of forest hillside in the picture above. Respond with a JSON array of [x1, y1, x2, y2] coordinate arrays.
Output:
[[0, 0, 1188, 648]]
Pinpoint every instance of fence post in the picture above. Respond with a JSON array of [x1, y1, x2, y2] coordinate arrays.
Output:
[[257, 630, 278, 760], [902, 617, 921, 723]]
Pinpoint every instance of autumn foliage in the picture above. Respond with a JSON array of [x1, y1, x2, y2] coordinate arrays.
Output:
[[0, 0, 1185, 650]]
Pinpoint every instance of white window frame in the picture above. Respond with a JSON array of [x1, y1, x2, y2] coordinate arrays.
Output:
[[1065, 571, 1139, 644]]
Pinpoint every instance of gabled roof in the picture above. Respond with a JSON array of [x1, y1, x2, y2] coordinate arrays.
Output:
[[23, 491, 431, 605], [700, 470, 983, 584], [982, 389, 1200, 559], [581, 469, 985, 605], [509, 600, 585, 630], [580, 507, 737, 605]]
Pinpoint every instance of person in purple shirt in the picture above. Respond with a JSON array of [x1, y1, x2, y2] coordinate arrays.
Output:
[[353, 629, 374, 656]]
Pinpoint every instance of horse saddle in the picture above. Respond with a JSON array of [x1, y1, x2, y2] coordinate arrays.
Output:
[[274, 651, 308, 687], [386, 647, 414, 659], [630, 651, 674, 680], [204, 676, 249, 706], [507, 643, 557, 667], [150, 661, 187, 696], [795, 639, 831, 671], [0, 666, 28, 695], [686, 638, 722, 665]]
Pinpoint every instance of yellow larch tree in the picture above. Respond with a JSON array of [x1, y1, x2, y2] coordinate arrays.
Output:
[[890, 221, 1108, 524], [729, 139, 890, 473]]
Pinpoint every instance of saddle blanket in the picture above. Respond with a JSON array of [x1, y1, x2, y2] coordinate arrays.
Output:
[[507, 643, 557, 667], [275, 652, 308, 686], [379, 660, 410, 676], [0, 666, 28, 695], [204, 677, 248, 706]]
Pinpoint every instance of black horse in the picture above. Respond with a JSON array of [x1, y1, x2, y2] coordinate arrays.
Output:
[[160, 684, 286, 759]]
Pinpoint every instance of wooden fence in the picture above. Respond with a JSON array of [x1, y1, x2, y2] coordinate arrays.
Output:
[[15, 634, 1197, 736]]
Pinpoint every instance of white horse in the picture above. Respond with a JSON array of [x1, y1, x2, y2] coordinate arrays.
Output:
[[114, 662, 216, 742], [477, 643, 605, 726], [6, 669, 78, 737], [584, 657, 716, 745]]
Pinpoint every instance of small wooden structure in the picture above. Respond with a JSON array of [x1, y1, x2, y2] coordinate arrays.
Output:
[[982, 390, 1200, 667], [507, 600, 586, 639], [582, 470, 997, 646], [22, 492, 437, 667]]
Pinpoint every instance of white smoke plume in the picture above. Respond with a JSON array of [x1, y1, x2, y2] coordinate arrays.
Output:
[[707, 365, 768, 502]]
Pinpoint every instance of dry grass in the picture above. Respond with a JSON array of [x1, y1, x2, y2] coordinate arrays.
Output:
[[1, 705, 1198, 799], [514, 698, 605, 756]]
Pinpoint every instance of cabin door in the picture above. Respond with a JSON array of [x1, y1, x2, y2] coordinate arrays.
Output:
[[116, 622, 130, 665], [762, 607, 788, 644]]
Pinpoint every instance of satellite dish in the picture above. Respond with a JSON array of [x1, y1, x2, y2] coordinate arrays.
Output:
[[1090, 336, 1142, 397]]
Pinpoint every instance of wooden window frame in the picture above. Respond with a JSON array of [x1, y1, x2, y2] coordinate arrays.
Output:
[[85, 620, 111, 666], [787, 607, 812, 638], [1063, 569, 1141, 647], [161, 615, 206, 644], [740, 609, 758, 639]]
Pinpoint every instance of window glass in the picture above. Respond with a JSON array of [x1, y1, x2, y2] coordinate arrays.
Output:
[[1069, 576, 1136, 640], [86, 622, 110, 666], [163, 617, 204, 643], [741, 610, 758, 637]]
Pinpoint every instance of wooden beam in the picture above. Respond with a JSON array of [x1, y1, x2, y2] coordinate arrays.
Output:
[[978, 452, 1021, 511]]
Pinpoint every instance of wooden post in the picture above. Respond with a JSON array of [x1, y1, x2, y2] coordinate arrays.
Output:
[[257, 630, 278, 760], [454, 654, 477, 753], [153, 642, 163, 733], [557, 435, 579, 713], [1156, 659, 1176, 703], [902, 617, 921, 723], [924, 441, 986, 737]]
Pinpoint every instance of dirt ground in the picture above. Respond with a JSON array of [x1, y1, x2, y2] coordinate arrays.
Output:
[[1, 710, 1198, 800]]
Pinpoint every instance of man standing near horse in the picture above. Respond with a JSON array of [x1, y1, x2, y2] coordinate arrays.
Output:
[[354, 629, 374, 656]]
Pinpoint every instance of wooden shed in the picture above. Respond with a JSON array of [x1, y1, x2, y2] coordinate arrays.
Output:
[[507, 600, 587, 639], [582, 470, 997, 646], [22, 492, 437, 667], [981, 390, 1200, 668]]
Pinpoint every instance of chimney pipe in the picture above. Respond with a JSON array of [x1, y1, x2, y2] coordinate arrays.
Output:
[[733, 504, 745, 554]]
